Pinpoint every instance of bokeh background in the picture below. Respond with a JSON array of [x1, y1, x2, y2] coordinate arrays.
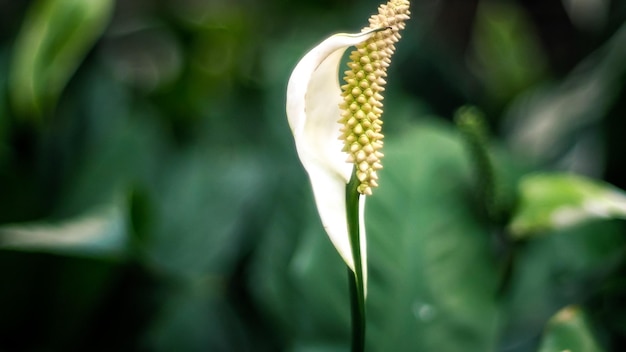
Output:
[[1, 0, 626, 351]]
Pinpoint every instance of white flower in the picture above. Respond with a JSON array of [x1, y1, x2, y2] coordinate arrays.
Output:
[[286, 30, 376, 276], [286, 0, 410, 283]]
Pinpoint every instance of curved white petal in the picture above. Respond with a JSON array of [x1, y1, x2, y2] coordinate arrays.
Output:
[[286, 31, 376, 273]]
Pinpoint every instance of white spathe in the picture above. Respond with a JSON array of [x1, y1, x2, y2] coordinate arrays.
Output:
[[286, 30, 377, 280]]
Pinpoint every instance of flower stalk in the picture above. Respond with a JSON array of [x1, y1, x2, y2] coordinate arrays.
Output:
[[346, 170, 367, 351]]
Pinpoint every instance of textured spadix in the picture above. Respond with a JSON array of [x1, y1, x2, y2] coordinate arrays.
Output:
[[340, 0, 411, 195]]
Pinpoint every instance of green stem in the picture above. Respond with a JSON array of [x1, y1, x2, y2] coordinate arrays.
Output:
[[346, 170, 365, 352], [348, 268, 365, 352]]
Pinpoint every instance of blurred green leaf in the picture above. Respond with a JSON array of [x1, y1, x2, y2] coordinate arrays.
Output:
[[255, 202, 352, 348], [498, 219, 625, 351], [538, 306, 604, 352], [142, 150, 267, 279], [503, 23, 626, 167], [366, 119, 499, 352], [145, 278, 254, 352], [0, 202, 129, 259], [470, 1, 547, 106], [9, 0, 113, 119], [509, 173, 626, 238]]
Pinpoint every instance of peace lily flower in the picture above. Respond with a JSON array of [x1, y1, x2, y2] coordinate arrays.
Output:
[[286, 0, 410, 284]]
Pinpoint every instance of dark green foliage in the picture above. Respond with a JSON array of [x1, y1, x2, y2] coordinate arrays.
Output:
[[1, 0, 626, 351]]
